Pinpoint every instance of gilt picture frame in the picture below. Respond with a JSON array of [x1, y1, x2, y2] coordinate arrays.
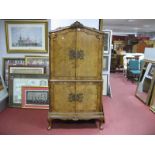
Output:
[[2, 57, 25, 86], [5, 20, 48, 53], [9, 74, 48, 108], [22, 86, 49, 109], [9, 65, 45, 75], [25, 56, 49, 74]]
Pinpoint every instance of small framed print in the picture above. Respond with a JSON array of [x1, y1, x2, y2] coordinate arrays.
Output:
[[148, 64, 155, 77], [104, 31, 111, 54], [5, 20, 48, 53], [103, 56, 109, 71], [9, 74, 48, 108], [22, 86, 49, 109], [9, 65, 45, 75], [25, 56, 49, 74], [104, 32, 109, 53], [3, 57, 25, 86]]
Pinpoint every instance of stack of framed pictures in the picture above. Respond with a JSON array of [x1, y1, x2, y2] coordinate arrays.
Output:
[[1, 20, 49, 110], [3, 57, 25, 86], [25, 56, 49, 74], [2, 56, 49, 87], [9, 74, 49, 108], [2, 56, 50, 109], [102, 30, 112, 96]]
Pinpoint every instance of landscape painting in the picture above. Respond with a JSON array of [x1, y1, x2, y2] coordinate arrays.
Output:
[[5, 20, 48, 53], [11, 26, 42, 47]]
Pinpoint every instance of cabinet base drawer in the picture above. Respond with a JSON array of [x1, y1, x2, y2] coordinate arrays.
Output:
[[48, 111, 104, 120]]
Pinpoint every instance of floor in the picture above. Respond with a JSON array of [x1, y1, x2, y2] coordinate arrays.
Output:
[[0, 73, 155, 135]]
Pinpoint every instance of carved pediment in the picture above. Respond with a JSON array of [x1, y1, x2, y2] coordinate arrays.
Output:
[[70, 21, 84, 28]]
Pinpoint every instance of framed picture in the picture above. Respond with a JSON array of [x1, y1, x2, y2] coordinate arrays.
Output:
[[148, 64, 155, 77], [103, 56, 109, 71], [113, 40, 125, 51], [104, 32, 110, 53], [0, 75, 4, 91], [102, 74, 108, 95], [25, 56, 49, 74], [3, 57, 25, 86], [9, 74, 48, 108], [9, 65, 45, 75], [22, 86, 49, 109], [5, 20, 48, 53]]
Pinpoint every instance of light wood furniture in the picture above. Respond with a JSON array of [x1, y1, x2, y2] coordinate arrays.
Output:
[[48, 21, 104, 129], [133, 41, 153, 53]]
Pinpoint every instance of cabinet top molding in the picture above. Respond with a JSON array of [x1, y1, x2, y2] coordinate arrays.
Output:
[[50, 21, 104, 34]]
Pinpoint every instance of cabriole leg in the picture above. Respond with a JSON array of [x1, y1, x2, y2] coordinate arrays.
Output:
[[48, 118, 52, 130], [99, 118, 104, 130]]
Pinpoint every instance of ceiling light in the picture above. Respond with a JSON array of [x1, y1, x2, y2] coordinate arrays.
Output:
[[143, 25, 150, 27], [133, 27, 141, 30], [128, 19, 135, 22]]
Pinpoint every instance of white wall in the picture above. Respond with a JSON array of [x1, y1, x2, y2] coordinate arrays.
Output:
[[0, 19, 51, 75], [144, 48, 155, 61]]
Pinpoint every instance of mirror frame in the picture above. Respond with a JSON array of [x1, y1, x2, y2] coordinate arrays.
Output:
[[135, 61, 155, 105]]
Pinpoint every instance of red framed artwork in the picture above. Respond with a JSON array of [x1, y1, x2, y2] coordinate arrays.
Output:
[[22, 86, 49, 109]]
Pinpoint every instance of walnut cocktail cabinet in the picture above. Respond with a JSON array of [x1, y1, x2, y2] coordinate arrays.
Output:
[[48, 21, 105, 129]]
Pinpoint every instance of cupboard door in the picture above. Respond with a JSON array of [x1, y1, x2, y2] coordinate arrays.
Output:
[[76, 29, 103, 79], [50, 82, 76, 112], [50, 29, 76, 79], [75, 82, 102, 112]]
